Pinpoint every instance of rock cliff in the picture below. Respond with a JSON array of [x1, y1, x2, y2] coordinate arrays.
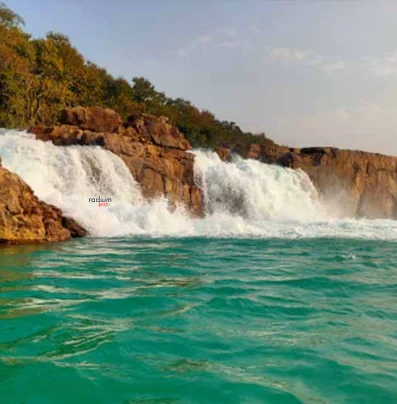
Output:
[[219, 144, 397, 218], [27, 106, 397, 220], [31, 107, 203, 216], [0, 159, 87, 244]]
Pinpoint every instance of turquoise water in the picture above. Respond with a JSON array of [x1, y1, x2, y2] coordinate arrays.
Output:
[[1, 237, 397, 403]]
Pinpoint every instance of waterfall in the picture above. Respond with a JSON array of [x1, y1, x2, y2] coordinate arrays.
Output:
[[1, 129, 396, 239]]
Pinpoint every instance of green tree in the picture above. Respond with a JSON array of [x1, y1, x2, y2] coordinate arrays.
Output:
[[0, 2, 24, 28], [0, 3, 275, 148]]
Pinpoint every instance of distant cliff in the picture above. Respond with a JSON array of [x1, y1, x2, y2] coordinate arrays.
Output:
[[218, 144, 397, 219]]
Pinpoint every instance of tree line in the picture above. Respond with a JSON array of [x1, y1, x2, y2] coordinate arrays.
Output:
[[0, 3, 275, 149]]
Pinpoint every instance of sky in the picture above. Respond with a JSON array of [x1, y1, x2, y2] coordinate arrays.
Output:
[[8, 0, 397, 155]]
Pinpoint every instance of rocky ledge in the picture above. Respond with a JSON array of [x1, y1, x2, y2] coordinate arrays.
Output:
[[3, 104, 396, 246], [31, 107, 203, 216], [0, 159, 86, 244], [218, 144, 397, 219]]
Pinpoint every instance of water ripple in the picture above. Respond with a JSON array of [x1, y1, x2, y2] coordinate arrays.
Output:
[[0, 237, 397, 403]]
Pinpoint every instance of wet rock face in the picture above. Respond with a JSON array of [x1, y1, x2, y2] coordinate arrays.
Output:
[[233, 143, 397, 219], [215, 147, 231, 162], [0, 161, 87, 244], [31, 108, 204, 216]]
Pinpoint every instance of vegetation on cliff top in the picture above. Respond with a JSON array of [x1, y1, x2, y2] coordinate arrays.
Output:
[[0, 3, 275, 149]]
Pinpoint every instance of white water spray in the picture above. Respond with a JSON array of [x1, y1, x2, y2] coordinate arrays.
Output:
[[194, 150, 324, 221], [1, 129, 397, 240]]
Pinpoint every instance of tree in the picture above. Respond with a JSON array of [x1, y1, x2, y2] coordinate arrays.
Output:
[[131, 77, 157, 104], [0, 2, 24, 28], [0, 4, 275, 148], [105, 77, 142, 119]]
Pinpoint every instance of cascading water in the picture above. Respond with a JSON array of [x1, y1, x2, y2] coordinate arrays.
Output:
[[1, 129, 397, 239], [194, 150, 324, 221], [0, 129, 194, 237]]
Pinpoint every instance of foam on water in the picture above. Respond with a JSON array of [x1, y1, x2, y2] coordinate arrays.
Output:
[[1, 129, 397, 240]]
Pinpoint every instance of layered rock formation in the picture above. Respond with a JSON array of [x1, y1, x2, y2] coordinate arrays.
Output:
[[31, 107, 203, 215], [28, 106, 397, 220], [219, 144, 397, 219], [0, 160, 86, 244]]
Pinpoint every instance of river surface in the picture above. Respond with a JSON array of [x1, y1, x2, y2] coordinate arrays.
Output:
[[1, 237, 397, 403]]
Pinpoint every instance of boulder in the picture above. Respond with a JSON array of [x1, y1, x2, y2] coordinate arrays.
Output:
[[60, 107, 122, 133], [143, 114, 190, 150], [0, 163, 87, 244]]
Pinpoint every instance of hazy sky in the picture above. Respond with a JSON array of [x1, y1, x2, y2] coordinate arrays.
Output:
[[9, 0, 397, 155]]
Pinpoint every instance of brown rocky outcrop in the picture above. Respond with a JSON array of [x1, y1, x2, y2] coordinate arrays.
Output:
[[0, 160, 87, 244], [31, 108, 203, 215], [30, 106, 397, 220], [60, 106, 122, 133], [222, 143, 397, 219]]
